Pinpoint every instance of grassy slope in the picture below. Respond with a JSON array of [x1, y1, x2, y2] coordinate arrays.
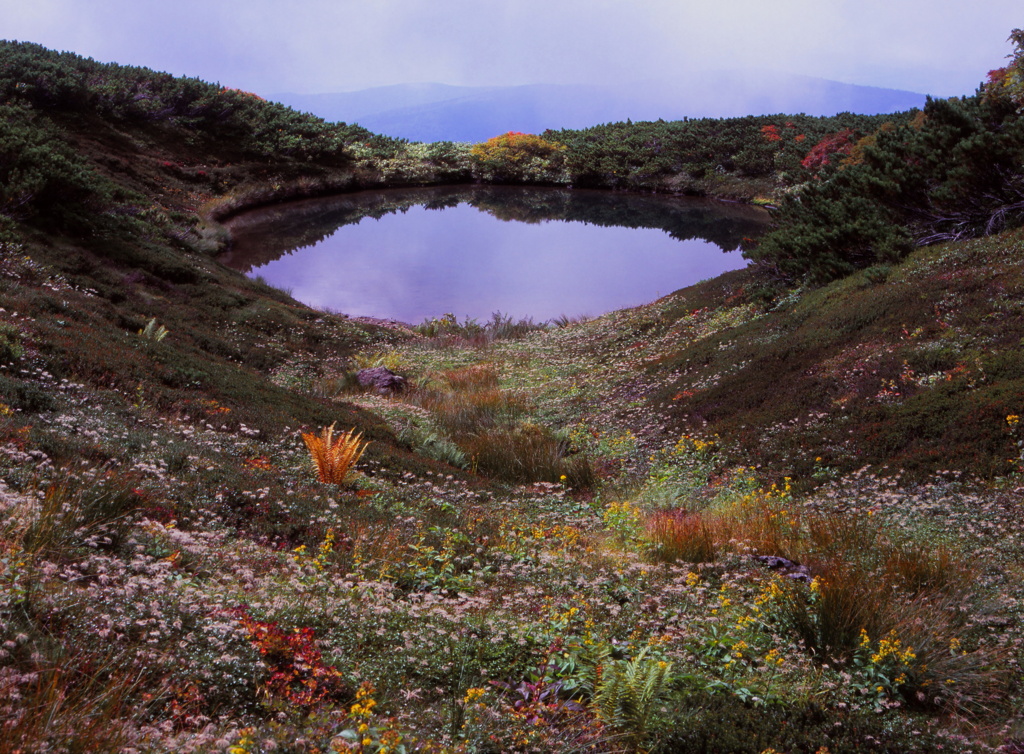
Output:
[[0, 54, 1023, 753], [651, 231, 1024, 485]]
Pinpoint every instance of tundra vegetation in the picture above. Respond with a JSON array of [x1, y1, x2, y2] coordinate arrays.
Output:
[[1, 34, 1024, 753]]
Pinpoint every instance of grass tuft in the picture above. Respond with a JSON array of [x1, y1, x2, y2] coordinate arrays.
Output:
[[645, 508, 716, 563]]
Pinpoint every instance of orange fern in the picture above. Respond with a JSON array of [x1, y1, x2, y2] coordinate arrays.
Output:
[[301, 423, 368, 485]]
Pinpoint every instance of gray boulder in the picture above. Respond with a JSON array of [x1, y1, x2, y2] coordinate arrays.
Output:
[[753, 554, 812, 583], [357, 366, 407, 395]]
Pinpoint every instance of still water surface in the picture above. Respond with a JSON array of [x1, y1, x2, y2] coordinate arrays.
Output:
[[221, 186, 768, 324]]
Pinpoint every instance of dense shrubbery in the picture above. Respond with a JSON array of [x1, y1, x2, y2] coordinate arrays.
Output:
[[545, 112, 903, 194], [747, 30, 1024, 285], [0, 102, 149, 237], [0, 41, 378, 163]]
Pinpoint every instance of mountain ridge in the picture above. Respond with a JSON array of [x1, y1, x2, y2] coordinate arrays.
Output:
[[271, 72, 929, 142]]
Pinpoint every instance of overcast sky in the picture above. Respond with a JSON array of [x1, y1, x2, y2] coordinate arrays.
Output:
[[2, 0, 1020, 97]]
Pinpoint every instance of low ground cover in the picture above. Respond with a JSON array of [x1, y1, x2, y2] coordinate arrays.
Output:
[[5, 223, 1023, 751], [1, 36, 1024, 754]]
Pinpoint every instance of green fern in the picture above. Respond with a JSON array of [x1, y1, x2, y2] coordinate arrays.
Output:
[[592, 648, 673, 746], [138, 317, 168, 342]]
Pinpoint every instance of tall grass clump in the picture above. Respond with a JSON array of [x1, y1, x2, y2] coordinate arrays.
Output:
[[747, 512, 1011, 713], [645, 508, 716, 563], [462, 424, 593, 486], [301, 423, 368, 485], [415, 311, 548, 345], [22, 479, 143, 560], [0, 651, 148, 754], [405, 363, 593, 485]]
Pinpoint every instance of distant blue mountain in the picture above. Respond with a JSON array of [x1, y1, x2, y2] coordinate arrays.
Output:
[[271, 72, 928, 143]]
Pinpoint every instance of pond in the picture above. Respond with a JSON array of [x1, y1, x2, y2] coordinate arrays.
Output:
[[220, 185, 769, 324]]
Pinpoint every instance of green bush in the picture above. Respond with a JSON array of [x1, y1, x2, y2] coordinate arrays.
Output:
[[747, 71, 1024, 285]]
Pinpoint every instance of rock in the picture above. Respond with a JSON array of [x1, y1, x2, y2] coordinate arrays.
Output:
[[753, 554, 812, 583], [356, 366, 407, 395]]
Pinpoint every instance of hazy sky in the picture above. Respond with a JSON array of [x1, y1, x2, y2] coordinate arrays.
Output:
[[2, 0, 1020, 97]]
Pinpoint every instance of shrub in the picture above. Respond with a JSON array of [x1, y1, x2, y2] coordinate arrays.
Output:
[[471, 132, 566, 182], [983, 29, 1024, 108], [0, 322, 24, 363], [747, 88, 1024, 285], [234, 608, 350, 709]]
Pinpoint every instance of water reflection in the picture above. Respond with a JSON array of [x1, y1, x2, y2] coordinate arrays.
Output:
[[221, 185, 768, 323]]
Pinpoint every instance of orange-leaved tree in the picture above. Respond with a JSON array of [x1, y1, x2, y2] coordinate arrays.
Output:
[[984, 28, 1024, 108]]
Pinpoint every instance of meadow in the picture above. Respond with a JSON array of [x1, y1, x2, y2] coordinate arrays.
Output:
[[0, 38, 1023, 753]]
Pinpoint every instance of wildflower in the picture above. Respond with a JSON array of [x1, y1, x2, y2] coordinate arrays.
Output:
[[858, 628, 871, 650], [463, 687, 487, 705], [228, 728, 255, 754]]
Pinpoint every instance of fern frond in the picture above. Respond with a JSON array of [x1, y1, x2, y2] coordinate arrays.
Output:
[[301, 423, 368, 485], [138, 317, 169, 341], [592, 647, 673, 746]]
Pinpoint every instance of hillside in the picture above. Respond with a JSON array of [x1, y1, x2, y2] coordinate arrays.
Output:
[[1, 39, 1023, 753]]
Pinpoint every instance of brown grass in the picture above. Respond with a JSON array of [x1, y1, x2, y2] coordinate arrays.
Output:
[[645, 508, 716, 563], [0, 655, 147, 754], [301, 423, 368, 485], [462, 424, 593, 486], [442, 364, 500, 391]]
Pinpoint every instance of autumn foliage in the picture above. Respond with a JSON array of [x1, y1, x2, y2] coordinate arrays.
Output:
[[801, 128, 857, 171], [235, 608, 349, 709], [983, 29, 1024, 107], [301, 423, 368, 485], [471, 131, 565, 165]]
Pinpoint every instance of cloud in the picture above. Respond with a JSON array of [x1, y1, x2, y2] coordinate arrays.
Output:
[[1, 0, 1019, 96]]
